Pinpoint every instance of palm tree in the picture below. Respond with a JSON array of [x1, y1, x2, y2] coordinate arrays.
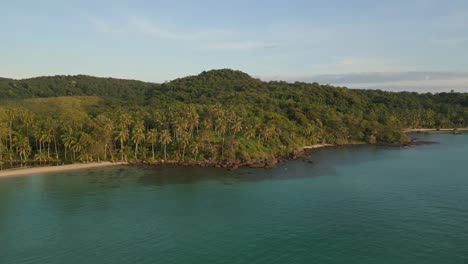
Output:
[[92, 114, 115, 161], [0, 123, 8, 161], [192, 141, 200, 161], [14, 135, 31, 163], [34, 151, 47, 164], [102, 117, 115, 161], [115, 128, 129, 161], [259, 126, 277, 144], [215, 116, 228, 159], [179, 131, 190, 161], [160, 129, 172, 161], [32, 125, 42, 154], [76, 132, 92, 162], [21, 110, 34, 137], [40, 131, 53, 161], [244, 125, 256, 140], [119, 113, 133, 128], [147, 128, 158, 160], [232, 120, 243, 136], [61, 127, 76, 161], [132, 120, 146, 160], [5, 108, 16, 160], [186, 107, 199, 137], [115, 114, 132, 161]]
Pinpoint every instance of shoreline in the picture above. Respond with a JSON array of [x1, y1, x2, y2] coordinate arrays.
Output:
[[404, 128, 468, 133], [303, 144, 335, 150], [0, 162, 128, 178], [0, 139, 439, 177]]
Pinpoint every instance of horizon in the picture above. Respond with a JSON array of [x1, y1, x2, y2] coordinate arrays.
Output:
[[1, 0, 468, 92]]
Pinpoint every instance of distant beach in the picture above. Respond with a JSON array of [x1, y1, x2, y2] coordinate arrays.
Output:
[[0, 162, 127, 178]]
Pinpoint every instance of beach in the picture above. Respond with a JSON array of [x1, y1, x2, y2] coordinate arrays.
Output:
[[0, 162, 127, 178], [303, 144, 335, 149]]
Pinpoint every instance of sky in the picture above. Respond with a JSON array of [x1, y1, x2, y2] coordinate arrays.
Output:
[[1, 0, 467, 91]]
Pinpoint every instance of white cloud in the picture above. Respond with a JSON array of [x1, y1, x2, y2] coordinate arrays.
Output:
[[310, 57, 418, 74], [347, 77, 468, 90], [86, 15, 275, 51], [128, 18, 186, 39], [264, 71, 468, 93], [203, 41, 278, 50]]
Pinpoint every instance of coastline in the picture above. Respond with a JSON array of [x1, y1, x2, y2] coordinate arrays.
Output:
[[404, 128, 468, 133], [0, 139, 438, 176], [303, 144, 335, 149], [138, 143, 341, 170], [0, 162, 128, 178]]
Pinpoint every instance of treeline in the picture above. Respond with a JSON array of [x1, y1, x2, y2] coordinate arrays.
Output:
[[0, 69, 467, 164]]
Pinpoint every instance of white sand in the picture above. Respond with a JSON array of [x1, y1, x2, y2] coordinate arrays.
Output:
[[303, 144, 335, 149], [0, 162, 127, 178]]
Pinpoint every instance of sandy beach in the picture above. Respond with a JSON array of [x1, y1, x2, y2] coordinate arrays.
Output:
[[0, 162, 128, 178], [403, 128, 468, 133]]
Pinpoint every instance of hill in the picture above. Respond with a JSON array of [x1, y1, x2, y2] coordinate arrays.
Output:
[[0, 69, 467, 166]]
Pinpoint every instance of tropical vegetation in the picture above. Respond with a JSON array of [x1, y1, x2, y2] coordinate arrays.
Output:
[[0, 69, 467, 166]]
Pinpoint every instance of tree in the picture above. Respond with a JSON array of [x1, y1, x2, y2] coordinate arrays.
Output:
[[0, 123, 8, 161], [160, 129, 172, 161], [41, 130, 53, 160], [5, 108, 16, 160], [115, 114, 132, 161], [232, 119, 243, 136], [192, 141, 200, 161], [1, 69, 467, 168], [94, 115, 115, 161], [147, 128, 158, 160], [61, 127, 76, 161], [179, 131, 190, 161], [14, 135, 31, 163], [21, 109, 34, 137], [132, 120, 146, 160], [115, 128, 129, 161], [243, 125, 256, 140]]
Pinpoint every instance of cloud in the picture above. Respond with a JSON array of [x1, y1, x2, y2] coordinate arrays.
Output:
[[203, 41, 279, 50], [128, 18, 186, 39], [86, 15, 274, 51], [308, 57, 418, 74], [265, 71, 468, 93], [312, 72, 468, 84], [86, 16, 278, 50], [346, 77, 468, 91]]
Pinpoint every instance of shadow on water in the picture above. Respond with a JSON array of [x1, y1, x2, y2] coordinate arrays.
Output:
[[3, 142, 432, 190], [130, 144, 407, 187], [86, 167, 130, 188]]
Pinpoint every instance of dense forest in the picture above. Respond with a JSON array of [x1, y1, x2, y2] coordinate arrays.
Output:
[[0, 69, 467, 166]]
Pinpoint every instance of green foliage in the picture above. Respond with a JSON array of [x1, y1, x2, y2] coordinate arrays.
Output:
[[0, 69, 467, 164]]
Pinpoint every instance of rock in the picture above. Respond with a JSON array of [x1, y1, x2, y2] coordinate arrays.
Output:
[[290, 148, 306, 159]]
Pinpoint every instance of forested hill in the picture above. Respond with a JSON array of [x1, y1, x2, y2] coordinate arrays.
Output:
[[0, 75, 158, 104], [0, 69, 467, 165]]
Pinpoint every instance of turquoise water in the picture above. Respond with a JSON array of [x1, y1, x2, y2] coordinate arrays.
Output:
[[1, 133, 467, 264]]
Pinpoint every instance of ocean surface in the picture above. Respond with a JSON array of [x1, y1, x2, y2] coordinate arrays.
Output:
[[1, 133, 467, 264]]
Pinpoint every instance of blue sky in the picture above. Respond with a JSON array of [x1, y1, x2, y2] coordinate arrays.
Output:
[[1, 0, 467, 90]]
